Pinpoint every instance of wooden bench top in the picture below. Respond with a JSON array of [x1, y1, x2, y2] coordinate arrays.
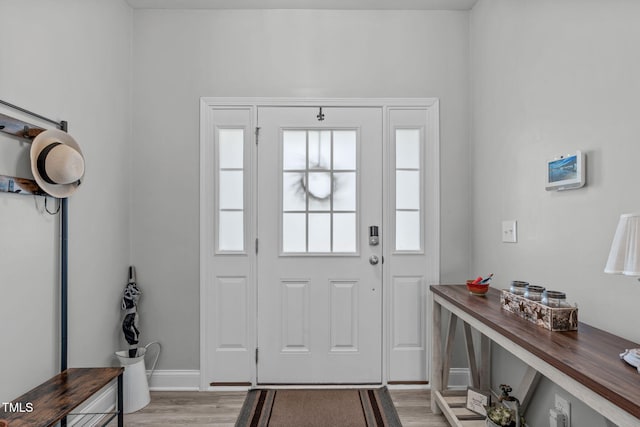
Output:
[[431, 285, 640, 422], [0, 367, 123, 427]]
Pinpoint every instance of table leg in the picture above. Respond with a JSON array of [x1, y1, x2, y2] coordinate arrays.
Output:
[[117, 372, 123, 427], [463, 322, 479, 388], [479, 334, 491, 392], [431, 300, 442, 414], [442, 312, 458, 390]]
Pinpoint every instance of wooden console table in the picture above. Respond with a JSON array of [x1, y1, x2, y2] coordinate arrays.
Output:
[[0, 367, 124, 427], [430, 284, 640, 427]]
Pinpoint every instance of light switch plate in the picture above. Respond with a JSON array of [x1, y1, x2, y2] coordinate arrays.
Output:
[[502, 220, 517, 243]]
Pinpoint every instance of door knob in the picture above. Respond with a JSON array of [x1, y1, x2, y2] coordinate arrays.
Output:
[[369, 255, 379, 265]]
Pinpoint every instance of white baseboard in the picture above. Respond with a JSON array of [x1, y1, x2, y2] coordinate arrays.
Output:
[[148, 369, 200, 391], [207, 385, 252, 391], [386, 384, 430, 390], [447, 368, 471, 390], [68, 368, 468, 401], [386, 368, 470, 391], [68, 382, 117, 426]]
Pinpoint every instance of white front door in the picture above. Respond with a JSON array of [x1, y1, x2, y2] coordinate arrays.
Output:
[[256, 106, 383, 384]]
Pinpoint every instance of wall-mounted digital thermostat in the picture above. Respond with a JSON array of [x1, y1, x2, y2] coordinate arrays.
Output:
[[545, 150, 586, 191]]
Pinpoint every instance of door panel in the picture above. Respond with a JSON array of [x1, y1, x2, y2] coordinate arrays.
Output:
[[257, 107, 382, 383]]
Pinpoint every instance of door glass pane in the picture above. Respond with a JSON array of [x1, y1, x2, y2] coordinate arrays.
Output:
[[308, 214, 331, 252], [307, 172, 332, 211], [219, 129, 244, 168], [283, 172, 306, 211], [219, 211, 244, 251], [396, 129, 420, 169], [283, 213, 306, 253], [396, 170, 419, 210], [333, 172, 356, 211], [396, 211, 420, 251], [308, 130, 331, 169], [283, 130, 307, 170], [395, 128, 421, 252], [333, 131, 356, 170], [218, 128, 244, 252], [333, 213, 356, 253], [281, 129, 358, 254], [219, 171, 243, 210]]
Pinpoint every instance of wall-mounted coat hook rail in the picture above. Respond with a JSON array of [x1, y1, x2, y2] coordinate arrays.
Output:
[[0, 111, 46, 196], [0, 174, 45, 195], [0, 112, 46, 142], [0, 98, 65, 197], [0, 98, 64, 129]]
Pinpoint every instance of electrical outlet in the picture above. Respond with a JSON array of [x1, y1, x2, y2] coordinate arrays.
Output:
[[549, 408, 567, 427], [555, 395, 571, 426]]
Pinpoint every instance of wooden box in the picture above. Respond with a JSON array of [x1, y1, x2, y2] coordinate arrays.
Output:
[[500, 290, 578, 331]]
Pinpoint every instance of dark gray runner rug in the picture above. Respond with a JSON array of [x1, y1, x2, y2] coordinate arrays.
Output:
[[235, 387, 402, 427]]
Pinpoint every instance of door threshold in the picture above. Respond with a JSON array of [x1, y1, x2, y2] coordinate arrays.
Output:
[[254, 383, 385, 389]]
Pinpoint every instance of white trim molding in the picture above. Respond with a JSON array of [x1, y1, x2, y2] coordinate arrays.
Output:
[[447, 368, 471, 390], [200, 97, 440, 388], [68, 382, 117, 426], [126, 0, 479, 11], [148, 369, 201, 391]]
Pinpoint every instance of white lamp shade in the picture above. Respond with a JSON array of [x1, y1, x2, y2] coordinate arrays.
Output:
[[605, 213, 640, 276]]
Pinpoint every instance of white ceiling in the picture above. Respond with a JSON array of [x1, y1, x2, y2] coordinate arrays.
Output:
[[125, 0, 478, 10]]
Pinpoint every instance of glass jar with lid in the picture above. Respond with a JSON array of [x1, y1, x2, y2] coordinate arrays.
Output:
[[509, 281, 529, 295], [524, 285, 545, 301], [541, 290, 570, 308]]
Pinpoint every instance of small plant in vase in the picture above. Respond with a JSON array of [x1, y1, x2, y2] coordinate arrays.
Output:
[[485, 404, 515, 427], [485, 384, 524, 427]]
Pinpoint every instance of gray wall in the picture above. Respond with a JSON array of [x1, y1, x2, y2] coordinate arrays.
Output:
[[131, 9, 472, 370], [0, 0, 132, 401], [470, 0, 640, 425], [4, 2, 631, 424]]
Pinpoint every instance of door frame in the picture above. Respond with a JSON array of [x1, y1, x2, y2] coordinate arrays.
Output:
[[199, 98, 440, 390]]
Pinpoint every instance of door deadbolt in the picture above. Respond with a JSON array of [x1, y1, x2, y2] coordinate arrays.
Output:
[[369, 226, 379, 246]]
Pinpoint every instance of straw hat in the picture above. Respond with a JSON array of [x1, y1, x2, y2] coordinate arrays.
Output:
[[30, 129, 85, 198]]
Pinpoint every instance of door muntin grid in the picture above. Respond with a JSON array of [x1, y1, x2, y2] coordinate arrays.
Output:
[[281, 129, 358, 255], [394, 128, 422, 252], [217, 127, 245, 253]]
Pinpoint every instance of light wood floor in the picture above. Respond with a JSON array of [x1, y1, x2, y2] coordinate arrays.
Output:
[[119, 389, 448, 426]]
